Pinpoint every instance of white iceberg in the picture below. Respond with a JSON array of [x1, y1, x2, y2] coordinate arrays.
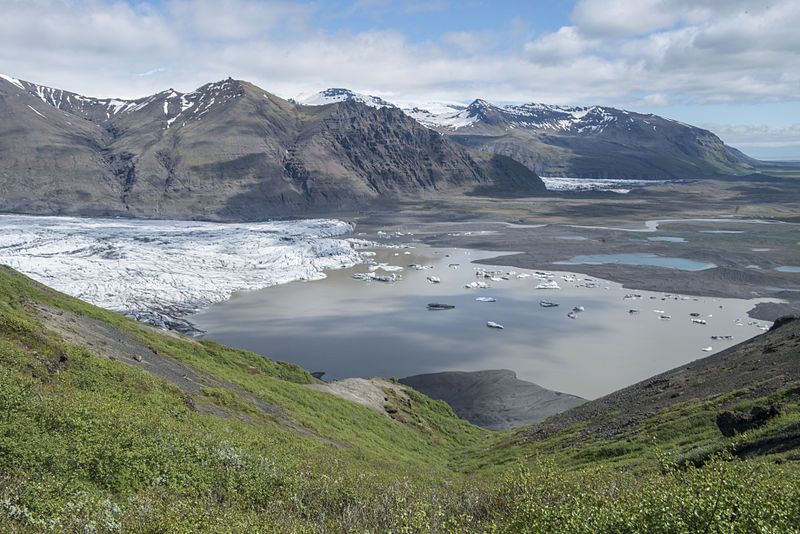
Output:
[[535, 281, 560, 289]]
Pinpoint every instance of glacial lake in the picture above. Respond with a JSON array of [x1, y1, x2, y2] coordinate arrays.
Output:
[[554, 253, 716, 271], [777, 266, 800, 273], [193, 246, 773, 399]]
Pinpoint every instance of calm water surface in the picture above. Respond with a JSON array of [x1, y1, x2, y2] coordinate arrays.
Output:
[[193, 247, 773, 399], [555, 253, 716, 271]]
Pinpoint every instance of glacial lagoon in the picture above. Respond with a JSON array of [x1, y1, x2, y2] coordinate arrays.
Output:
[[193, 246, 773, 399]]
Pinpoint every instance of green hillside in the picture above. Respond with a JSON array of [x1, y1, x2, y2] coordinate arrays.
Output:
[[1, 265, 799, 532]]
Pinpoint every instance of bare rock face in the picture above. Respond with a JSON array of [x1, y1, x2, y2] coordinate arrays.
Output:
[[400, 369, 586, 430], [0, 75, 545, 221]]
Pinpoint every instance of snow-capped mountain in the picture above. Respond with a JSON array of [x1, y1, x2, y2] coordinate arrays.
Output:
[[399, 97, 750, 179], [0, 74, 542, 221], [302, 90, 751, 179], [405, 98, 654, 135], [295, 88, 395, 109], [0, 73, 246, 130]]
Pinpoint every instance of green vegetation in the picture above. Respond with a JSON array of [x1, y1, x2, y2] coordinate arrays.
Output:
[[1, 265, 799, 531]]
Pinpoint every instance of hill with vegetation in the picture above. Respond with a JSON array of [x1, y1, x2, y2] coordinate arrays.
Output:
[[1, 265, 799, 531]]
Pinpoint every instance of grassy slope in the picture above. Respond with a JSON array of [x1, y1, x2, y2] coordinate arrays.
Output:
[[1, 265, 800, 531], [0, 266, 487, 530]]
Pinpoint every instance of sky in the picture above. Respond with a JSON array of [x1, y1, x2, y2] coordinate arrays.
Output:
[[0, 0, 798, 159]]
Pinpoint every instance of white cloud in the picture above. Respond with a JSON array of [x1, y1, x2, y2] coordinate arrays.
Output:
[[168, 0, 312, 40], [0, 0, 796, 123], [709, 123, 800, 159], [708, 123, 800, 145], [523, 26, 593, 64]]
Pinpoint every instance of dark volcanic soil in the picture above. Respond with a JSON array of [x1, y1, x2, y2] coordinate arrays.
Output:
[[349, 180, 800, 322]]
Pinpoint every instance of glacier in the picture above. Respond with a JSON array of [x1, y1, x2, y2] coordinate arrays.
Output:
[[540, 176, 674, 194], [0, 215, 362, 332]]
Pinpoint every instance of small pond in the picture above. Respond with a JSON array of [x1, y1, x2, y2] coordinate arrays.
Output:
[[555, 253, 716, 271]]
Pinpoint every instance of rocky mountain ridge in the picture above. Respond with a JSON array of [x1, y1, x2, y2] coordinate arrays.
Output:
[[400, 369, 586, 430], [303, 86, 754, 179], [0, 74, 544, 220]]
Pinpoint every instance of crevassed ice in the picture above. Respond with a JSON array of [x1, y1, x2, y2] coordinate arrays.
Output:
[[540, 177, 672, 193], [0, 215, 361, 331]]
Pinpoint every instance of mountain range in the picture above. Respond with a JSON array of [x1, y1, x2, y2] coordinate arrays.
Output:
[[300, 88, 753, 180], [0, 74, 542, 220], [0, 74, 756, 220]]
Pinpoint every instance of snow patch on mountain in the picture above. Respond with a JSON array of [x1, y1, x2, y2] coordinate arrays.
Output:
[[0, 215, 362, 331], [404, 99, 627, 133], [0, 73, 25, 90]]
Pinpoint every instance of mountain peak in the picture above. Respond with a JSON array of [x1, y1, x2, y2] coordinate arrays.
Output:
[[298, 88, 396, 109], [466, 98, 493, 111]]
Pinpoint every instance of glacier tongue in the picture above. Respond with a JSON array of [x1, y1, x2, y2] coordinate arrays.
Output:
[[0, 215, 362, 332]]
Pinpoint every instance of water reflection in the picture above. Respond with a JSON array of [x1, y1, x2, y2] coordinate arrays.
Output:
[[193, 246, 773, 399]]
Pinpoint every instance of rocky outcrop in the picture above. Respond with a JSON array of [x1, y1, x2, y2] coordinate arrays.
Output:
[[400, 369, 585, 430], [716, 405, 781, 437]]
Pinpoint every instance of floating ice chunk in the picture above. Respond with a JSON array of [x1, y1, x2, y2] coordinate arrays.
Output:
[[476, 297, 496, 302], [426, 276, 441, 284], [368, 263, 403, 272], [352, 272, 401, 282], [535, 281, 560, 289], [702, 346, 713, 352], [486, 321, 504, 329]]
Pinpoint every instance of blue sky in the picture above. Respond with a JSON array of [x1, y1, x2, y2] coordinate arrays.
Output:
[[1, 0, 798, 159]]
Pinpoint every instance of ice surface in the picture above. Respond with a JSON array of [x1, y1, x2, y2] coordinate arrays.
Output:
[[0, 215, 361, 331], [541, 176, 673, 194]]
